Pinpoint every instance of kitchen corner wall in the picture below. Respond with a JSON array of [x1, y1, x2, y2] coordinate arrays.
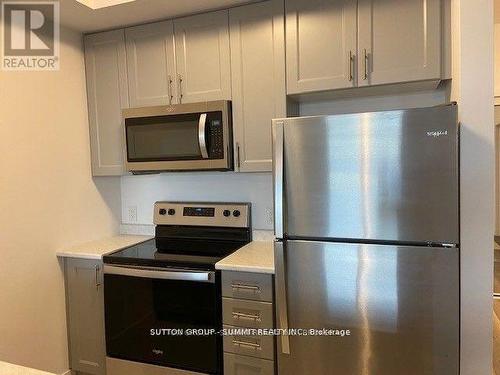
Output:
[[121, 172, 273, 230], [0, 26, 121, 373]]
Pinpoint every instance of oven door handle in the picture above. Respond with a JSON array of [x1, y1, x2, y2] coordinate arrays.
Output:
[[198, 113, 209, 159], [103, 265, 215, 283]]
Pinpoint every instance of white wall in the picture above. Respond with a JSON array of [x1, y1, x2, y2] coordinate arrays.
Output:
[[456, 0, 495, 374], [0, 26, 121, 373], [121, 173, 273, 230]]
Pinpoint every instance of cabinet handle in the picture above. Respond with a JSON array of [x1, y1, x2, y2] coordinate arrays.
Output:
[[231, 283, 261, 293], [363, 49, 369, 80], [167, 75, 173, 104], [95, 264, 101, 289], [178, 74, 183, 103], [348, 51, 354, 82], [236, 142, 241, 170], [232, 311, 262, 322], [232, 339, 261, 350]]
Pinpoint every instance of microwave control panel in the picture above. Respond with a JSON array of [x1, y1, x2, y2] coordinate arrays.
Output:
[[208, 115, 224, 159]]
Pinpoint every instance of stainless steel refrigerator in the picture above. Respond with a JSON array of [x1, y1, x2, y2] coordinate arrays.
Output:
[[272, 103, 459, 375]]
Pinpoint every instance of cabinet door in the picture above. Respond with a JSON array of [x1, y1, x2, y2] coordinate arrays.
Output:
[[174, 10, 231, 103], [65, 258, 105, 375], [358, 0, 442, 86], [125, 21, 177, 107], [84, 30, 128, 176], [230, 0, 286, 172], [285, 0, 357, 94]]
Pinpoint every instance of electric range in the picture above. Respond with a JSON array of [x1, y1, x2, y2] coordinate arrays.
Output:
[[103, 202, 251, 375]]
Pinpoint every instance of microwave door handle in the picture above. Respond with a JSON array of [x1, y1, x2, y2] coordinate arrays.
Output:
[[198, 113, 209, 159]]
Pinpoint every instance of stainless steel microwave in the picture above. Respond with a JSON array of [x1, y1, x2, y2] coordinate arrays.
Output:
[[122, 101, 233, 173]]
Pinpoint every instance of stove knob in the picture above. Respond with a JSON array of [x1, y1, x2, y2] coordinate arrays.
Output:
[[159, 208, 167, 215], [168, 209, 176, 216], [233, 210, 241, 217], [223, 210, 231, 217]]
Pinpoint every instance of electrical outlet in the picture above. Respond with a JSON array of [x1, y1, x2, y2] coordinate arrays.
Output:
[[265, 207, 274, 226], [128, 206, 138, 223]]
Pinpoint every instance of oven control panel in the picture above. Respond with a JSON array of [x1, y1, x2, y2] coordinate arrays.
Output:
[[154, 202, 250, 228]]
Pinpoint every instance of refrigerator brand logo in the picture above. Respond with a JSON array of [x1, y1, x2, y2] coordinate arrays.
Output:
[[426, 130, 448, 138], [152, 349, 164, 355], [1, 1, 60, 71]]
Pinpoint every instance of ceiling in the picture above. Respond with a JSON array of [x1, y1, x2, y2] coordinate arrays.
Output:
[[60, 0, 258, 33]]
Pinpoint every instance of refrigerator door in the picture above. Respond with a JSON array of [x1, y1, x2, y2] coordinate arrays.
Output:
[[275, 240, 459, 375], [274, 104, 459, 244]]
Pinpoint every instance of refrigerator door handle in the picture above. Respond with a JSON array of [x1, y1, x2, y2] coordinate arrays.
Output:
[[275, 241, 290, 354], [273, 120, 284, 238]]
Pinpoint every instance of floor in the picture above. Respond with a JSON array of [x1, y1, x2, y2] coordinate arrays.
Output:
[[0, 361, 57, 375]]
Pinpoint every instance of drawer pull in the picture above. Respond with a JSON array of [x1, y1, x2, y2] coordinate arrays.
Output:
[[231, 283, 261, 292], [232, 311, 261, 322], [232, 339, 261, 350]]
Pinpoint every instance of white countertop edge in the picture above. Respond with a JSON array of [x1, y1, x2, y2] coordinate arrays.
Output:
[[55, 251, 106, 260], [215, 264, 275, 274]]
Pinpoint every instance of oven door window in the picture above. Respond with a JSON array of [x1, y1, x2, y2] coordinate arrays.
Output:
[[126, 113, 204, 161], [104, 274, 221, 374]]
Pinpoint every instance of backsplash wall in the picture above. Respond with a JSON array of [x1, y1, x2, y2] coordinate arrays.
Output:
[[121, 172, 274, 230]]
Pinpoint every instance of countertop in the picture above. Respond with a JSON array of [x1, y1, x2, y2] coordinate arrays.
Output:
[[56, 235, 153, 260], [215, 240, 274, 274]]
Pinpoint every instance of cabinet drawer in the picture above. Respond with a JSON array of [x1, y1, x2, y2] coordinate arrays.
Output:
[[223, 325, 274, 360], [222, 271, 273, 302], [223, 298, 273, 328], [224, 353, 274, 375]]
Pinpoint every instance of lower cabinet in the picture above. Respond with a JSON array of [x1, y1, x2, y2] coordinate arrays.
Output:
[[222, 271, 276, 374], [64, 258, 106, 375]]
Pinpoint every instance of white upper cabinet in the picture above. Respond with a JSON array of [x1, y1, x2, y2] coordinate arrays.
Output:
[[125, 21, 177, 107], [84, 30, 129, 176], [357, 0, 442, 86], [174, 10, 232, 103], [285, 0, 357, 94], [230, 0, 286, 172]]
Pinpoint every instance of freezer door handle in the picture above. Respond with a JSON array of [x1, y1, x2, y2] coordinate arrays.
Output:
[[275, 241, 290, 354], [273, 120, 284, 238]]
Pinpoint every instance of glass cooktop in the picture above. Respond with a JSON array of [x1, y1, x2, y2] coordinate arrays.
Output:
[[103, 239, 245, 270]]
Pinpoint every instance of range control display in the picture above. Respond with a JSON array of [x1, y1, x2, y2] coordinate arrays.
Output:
[[183, 207, 215, 217]]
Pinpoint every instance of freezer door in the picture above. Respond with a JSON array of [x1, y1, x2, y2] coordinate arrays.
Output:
[[275, 104, 459, 244], [275, 240, 459, 375]]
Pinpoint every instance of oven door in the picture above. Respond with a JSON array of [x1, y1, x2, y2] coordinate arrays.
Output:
[[123, 101, 232, 173], [103, 265, 221, 374]]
